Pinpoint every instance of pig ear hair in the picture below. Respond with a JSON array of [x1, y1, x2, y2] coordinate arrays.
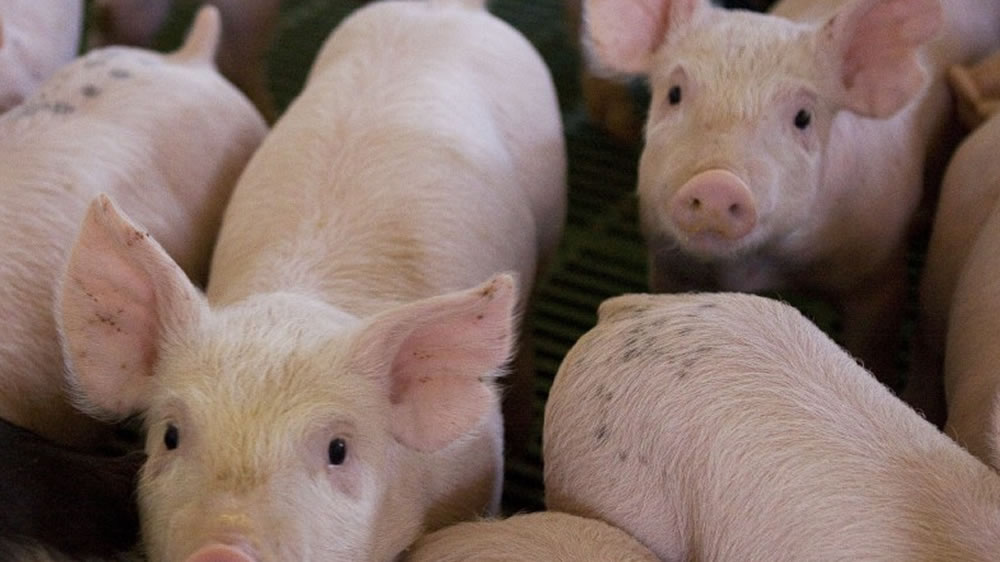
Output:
[[172, 5, 221, 66], [353, 274, 517, 452], [823, 0, 942, 118], [583, 0, 706, 75], [57, 194, 204, 419]]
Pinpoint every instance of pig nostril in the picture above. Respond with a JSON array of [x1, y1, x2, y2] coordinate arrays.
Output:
[[691, 198, 702, 210], [728, 203, 742, 218]]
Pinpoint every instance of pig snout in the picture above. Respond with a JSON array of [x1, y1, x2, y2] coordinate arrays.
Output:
[[668, 169, 757, 241], [184, 543, 256, 562]]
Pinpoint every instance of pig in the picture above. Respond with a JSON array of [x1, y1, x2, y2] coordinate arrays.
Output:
[[949, 50, 1000, 130], [906, 107, 1000, 464], [57, 0, 566, 559], [0, 417, 143, 560], [903, 55, 1000, 427], [400, 511, 660, 561], [0, 1, 84, 112], [582, 0, 1000, 384], [90, 0, 284, 121], [544, 291, 1000, 561], [0, 6, 267, 449]]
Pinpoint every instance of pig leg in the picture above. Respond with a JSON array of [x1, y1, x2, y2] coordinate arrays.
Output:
[[213, 0, 282, 122], [838, 253, 908, 390]]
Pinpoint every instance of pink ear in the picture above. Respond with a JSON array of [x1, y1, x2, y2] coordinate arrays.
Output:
[[58, 194, 203, 418], [584, 0, 704, 75], [353, 274, 518, 452], [823, 0, 942, 117]]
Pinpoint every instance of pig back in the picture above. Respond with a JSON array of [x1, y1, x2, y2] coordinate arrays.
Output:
[[207, 0, 566, 316], [544, 292, 1000, 561], [0, 45, 265, 446]]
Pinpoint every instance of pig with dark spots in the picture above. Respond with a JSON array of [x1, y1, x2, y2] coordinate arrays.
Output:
[[0, 6, 266, 449], [0, 417, 143, 561], [905, 67, 1000, 463], [583, 0, 1000, 384], [400, 511, 659, 562], [57, 0, 565, 560], [545, 292, 1000, 561], [0, 1, 84, 112]]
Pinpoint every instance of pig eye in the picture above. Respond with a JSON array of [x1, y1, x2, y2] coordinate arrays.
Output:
[[328, 438, 347, 466], [794, 109, 812, 129], [164, 424, 179, 451], [668, 85, 682, 105]]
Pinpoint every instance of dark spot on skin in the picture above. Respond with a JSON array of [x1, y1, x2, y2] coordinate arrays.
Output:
[[676, 370, 689, 379], [82, 85, 100, 97], [120, 363, 127, 370], [595, 425, 608, 444], [618, 451, 628, 462], [677, 327, 692, 337], [110, 68, 131, 79], [51, 103, 74, 114], [96, 312, 116, 327], [476, 314, 484, 320], [622, 341, 642, 363], [417, 376, 430, 384], [638, 455, 649, 466], [698, 303, 717, 310]]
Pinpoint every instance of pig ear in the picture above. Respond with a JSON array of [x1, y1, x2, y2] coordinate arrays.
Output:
[[171, 5, 221, 66], [584, 0, 705, 75], [58, 194, 204, 419], [821, 0, 942, 118], [351, 274, 517, 452]]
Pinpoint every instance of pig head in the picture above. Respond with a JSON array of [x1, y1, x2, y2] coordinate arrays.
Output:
[[58, 196, 514, 562], [583, 0, 947, 381]]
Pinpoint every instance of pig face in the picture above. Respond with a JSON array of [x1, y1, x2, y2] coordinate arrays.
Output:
[[584, 0, 941, 260], [58, 196, 515, 562]]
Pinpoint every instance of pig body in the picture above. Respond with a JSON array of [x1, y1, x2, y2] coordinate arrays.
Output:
[[401, 511, 659, 562], [584, 0, 1000, 382], [0, 7, 266, 448], [0, 1, 84, 112], [58, 1, 566, 561], [911, 109, 1000, 466], [544, 292, 1000, 561], [91, 0, 283, 120], [0, 417, 143, 560]]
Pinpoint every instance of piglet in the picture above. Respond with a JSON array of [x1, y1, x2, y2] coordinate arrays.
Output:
[[0, 6, 267, 449], [0, 417, 143, 560], [582, 0, 1000, 383], [0, 1, 84, 112], [401, 511, 659, 561], [58, 0, 566, 560], [91, 0, 283, 120], [545, 291, 1000, 561], [907, 102, 1000, 466]]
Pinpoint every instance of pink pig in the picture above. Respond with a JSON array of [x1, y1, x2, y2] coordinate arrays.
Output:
[[0, 6, 266, 449], [401, 511, 660, 562], [58, 0, 566, 560], [545, 291, 1000, 561], [909, 106, 1000, 465], [0, 0, 84, 111], [582, 0, 1000, 383], [90, 0, 283, 120]]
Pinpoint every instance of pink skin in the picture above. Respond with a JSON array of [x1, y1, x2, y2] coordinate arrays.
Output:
[[668, 169, 757, 251], [185, 544, 255, 562]]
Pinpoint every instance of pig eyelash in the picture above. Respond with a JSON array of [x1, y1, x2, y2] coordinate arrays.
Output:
[[328, 438, 347, 466], [164, 424, 180, 451]]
